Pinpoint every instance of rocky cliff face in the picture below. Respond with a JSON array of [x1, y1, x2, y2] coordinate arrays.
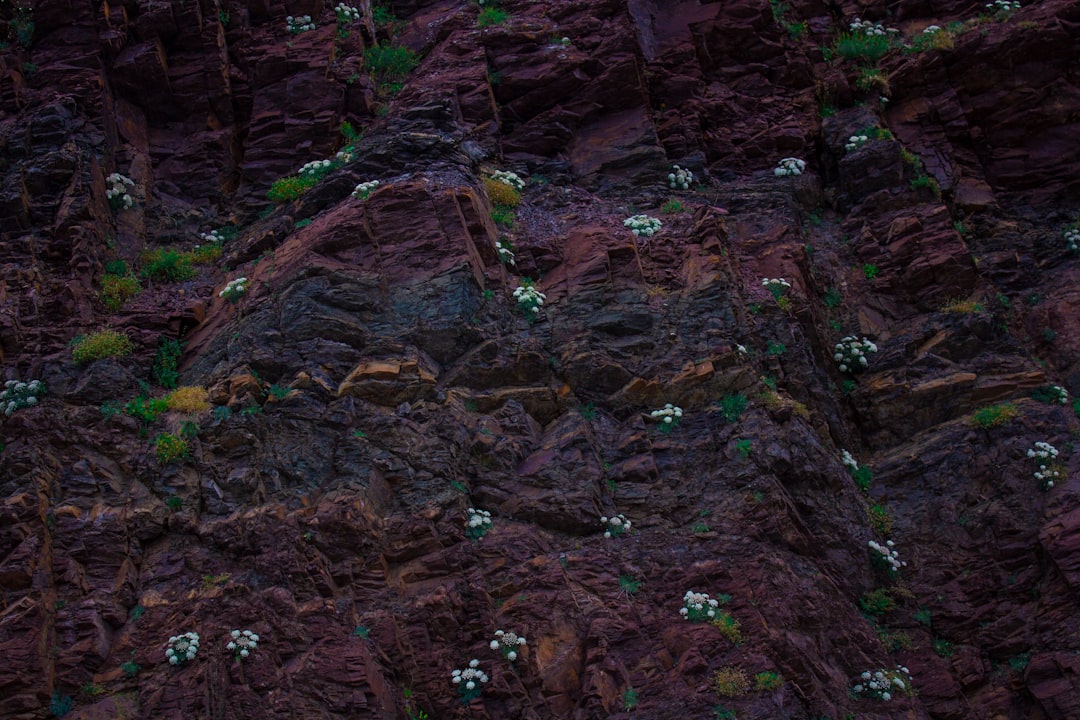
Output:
[[2, 0, 1080, 718]]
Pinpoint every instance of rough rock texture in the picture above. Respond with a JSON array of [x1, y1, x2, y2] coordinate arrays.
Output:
[[2, 0, 1080, 718]]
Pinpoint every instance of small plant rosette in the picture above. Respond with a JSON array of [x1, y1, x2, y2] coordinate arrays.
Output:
[[1028, 441, 1062, 490], [834, 336, 878, 373], [649, 403, 683, 433], [667, 165, 695, 190], [219, 278, 248, 303], [489, 169, 525, 190], [165, 632, 200, 665], [105, 172, 136, 211], [624, 214, 662, 238], [852, 665, 914, 702], [601, 513, 631, 539], [352, 180, 380, 199], [489, 629, 527, 661], [761, 277, 791, 299], [451, 659, 489, 703], [868, 539, 907, 577], [465, 507, 492, 540], [773, 157, 806, 177], [2, 379, 45, 416], [227, 629, 260, 660], [680, 590, 721, 622]]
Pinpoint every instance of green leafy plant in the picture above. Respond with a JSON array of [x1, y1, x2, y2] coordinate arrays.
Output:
[[833, 32, 892, 61], [623, 688, 639, 711], [735, 439, 752, 458], [364, 41, 420, 92], [141, 247, 195, 282], [166, 495, 183, 512], [661, 199, 685, 214], [933, 638, 955, 657], [100, 272, 141, 311], [353, 625, 370, 638], [618, 575, 641, 596], [868, 503, 893, 535], [154, 433, 189, 465], [124, 394, 168, 434], [151, 337, 183, 389], [914, 606, 932, 627], [765, 340, 786, 356], [717, 393, 748, 423], [267, 174, 318, 202], [71, 330, 133, 363], [862, 263, 879, 280], [477, 6, 508, 27], [910, 173, 942, 198], [712, 666, 750, 697], [711, 611, 743, 644], [859, 588, 896, 616], [49, 691, 73, 717], [754, 672, 784, 691], [824, 287, 842, 308]]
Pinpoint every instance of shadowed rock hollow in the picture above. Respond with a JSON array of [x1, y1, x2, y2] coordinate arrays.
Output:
[[1, 0, 1079, 718]]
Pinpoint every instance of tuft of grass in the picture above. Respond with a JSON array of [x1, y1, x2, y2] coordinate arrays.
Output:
[[661, 199, 685, 214], [267, 173, 318, 202], [100, 273, 141, 311], [71, 330, 133, 363], [833, 32, 892, 61], [941, 297, 983, 313], [934, 637, 955, 657], [483, 177, 521, 207], [910, 173, 941, 198], [712, 666, 750, 698], [859, 588, 896, 615], [364, 41, 420, 92], [967, 402, 1019, 429], [165, 386, 210, 414], [754, 671, 784, 691], [717, 393, 748, 423], [711, 611, 743, 644], [867, 503, 894, 535], [141, 247, 195, 282]]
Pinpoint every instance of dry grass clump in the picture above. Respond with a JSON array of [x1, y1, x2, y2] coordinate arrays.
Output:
[[166, 386, 210, 414]]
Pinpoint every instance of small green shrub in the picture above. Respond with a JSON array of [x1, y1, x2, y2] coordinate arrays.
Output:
[[141, 247, 195, 282], [824, 287, 842, 308], [124, 395, 168, 433], [622, 688, 638, 711], [121, 651, 141, 676], [711, 611, 743, 644], [910, 173, 942, 198], [166, 495, 183, 511], [968, 403, 1019, 428], [862, 263, 879, 280], [933, 638, 955, 657], [71, 330, 133, 363], [717, 393, 748, 423], [152, 337, 183, 389], [834, 32, 892, 61], [868, 503, 893, 535], [914, 606, 932, 626], [267, 173, 318, 202], [49, 692, 73, 717], [859, 588, 896, 615], [661, 199, 685, 214], [712, 666, 750, 697], [364, 41, 420, 90], [477, 7, 508, 27], [735, 439, 752, 458], [754, 672, 784, 691], [154, 433, 188, 464], [101, 273, 141, 311]]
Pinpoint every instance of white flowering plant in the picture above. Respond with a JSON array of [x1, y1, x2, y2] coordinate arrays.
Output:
[[200, 229, 225, 244], [489, 169, 525, 191], [986, 0, 1021, 20], [286, 14, 316, 34], [335, 4, 360, 37], [1028, 441, 1063, 491], [465, 507, 492, 540], [2, 380, 45, 416], [1064, 225, 1079, 253], [668, 165, 695, 190], [773, 157, 806, 177], [513, 279, 546, 321], [1033, 385, 1069, 405], [845, 134, 870, 152], [496, 238, 515, 266], [624, 214, 662, 238], [849, 17, 900, 37], [105, 172, 135, 211], [489, 629, 527, 662], [165, 632, 200, 665], [761, 277, 791, 300], [352, 180, 380, 200], [840, 449, 873, 491], [852, 666, 914, 702], [649, 403, 683, 434], [227, 629, 260, 661], [219, 278, 248, 304], [868, 539, 907, 578], [680, 590, 722, 622], [601, 513, 631, 539], [451, 659, 489, 703], [834, 336, 878, 373], [298, 159, 336, 181]]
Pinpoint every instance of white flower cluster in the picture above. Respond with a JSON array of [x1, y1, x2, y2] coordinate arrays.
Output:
[[834, 336, 878, 373], [105, 172, 135, 210], [840, 449, 859, 473], [649, 403, 683, 431], [624, 215, 662, 237], [845, 134, 870, 152], [489, 629, 527, 661], [336, 148, 355, 163], [668, 165, 695, 190], [849, 17, 899, 36], [1043, 385, 1069, 404], [450, 659, 489, 701], [335, 4, 360, 23], [2, 379, 44, 416], [227, 629, 260, 660], [219, 277, 248, 303], [496, 239, 515, 265], [299, 159, 335, 177], [1064, 227, 1079, 252], [165, 632, 200, 665], [986, 0, 1021, 14], [601, 513, 631, 539], [286, 15, 316, 34], [465, 507, 492, 540], [923, 25, 943, 34], [1028, 441, 1061, 490], [200, 229, 224, 244], [513, 282, 546, 318], [773, 157, 806, 177], [352, 180, 380, 199], [679, 590, 720, 622], [490, 170, 525, 190], [852, 666, 912, 702], [868, 539, 907, 575], [761, 277, 791, 298]]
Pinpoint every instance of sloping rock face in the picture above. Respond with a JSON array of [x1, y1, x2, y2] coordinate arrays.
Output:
[[2, 1, 1080, 719]]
